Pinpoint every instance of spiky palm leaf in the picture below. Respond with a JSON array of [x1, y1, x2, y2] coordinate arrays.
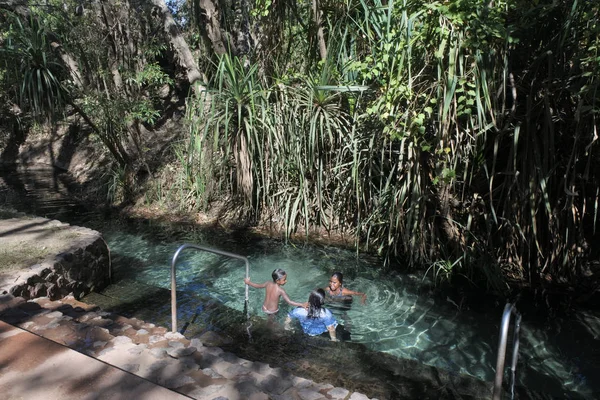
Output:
[[2, 15, 68, 119]]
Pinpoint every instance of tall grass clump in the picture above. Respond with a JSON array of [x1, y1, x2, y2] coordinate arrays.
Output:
[[182, 0, 600, 293]]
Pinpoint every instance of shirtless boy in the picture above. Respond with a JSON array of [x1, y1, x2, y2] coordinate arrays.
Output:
[[244, 268, 308, 316]]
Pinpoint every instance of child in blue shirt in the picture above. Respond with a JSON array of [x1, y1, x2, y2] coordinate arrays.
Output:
[[286, 288, 338, 341]]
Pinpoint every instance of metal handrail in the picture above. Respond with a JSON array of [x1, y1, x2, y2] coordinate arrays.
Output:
[[170, 243, 250, 333], [492, 303, 522, 400]]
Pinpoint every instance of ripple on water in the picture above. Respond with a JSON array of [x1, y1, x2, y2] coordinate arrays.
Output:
[[105, 234, 599, 398], [63, 224, 600, 398]]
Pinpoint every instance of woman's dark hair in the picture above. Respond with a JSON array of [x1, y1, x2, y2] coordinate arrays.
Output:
[[331, 271, 344, 284], [272, 268, 286, 282], [308, 288, 326, 318]]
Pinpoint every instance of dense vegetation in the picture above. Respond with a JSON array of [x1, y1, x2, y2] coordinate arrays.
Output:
[[1, 0, 599, 298]]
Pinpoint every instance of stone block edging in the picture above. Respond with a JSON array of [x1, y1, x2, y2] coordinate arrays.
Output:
[[2, 218, 110, 301]]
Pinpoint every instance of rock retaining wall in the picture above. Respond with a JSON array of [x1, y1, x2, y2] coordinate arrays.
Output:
[[4, 219, 110, 301]]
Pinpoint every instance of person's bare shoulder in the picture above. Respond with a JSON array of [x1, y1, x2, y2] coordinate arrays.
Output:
[[266, 281, 279, 293]]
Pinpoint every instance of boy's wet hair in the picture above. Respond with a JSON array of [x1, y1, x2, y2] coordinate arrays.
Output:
[[272, 268, 287, 282], [308, 288, 326, 318], [331, 271, 344, 284]]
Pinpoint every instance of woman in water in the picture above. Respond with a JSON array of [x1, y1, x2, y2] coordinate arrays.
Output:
[[286, 288, 338, 341], [324, 271, 367, 304]]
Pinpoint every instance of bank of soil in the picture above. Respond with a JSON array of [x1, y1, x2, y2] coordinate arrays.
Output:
[[120, 201, 357, 251]]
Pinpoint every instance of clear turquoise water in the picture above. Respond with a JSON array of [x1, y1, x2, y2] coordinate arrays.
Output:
[[103, 225, 598, 399], [2, 169, 599, 399]]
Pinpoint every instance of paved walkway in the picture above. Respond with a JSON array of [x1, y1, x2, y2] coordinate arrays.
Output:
[[0, 294, 374, 400], [0, 320, 187, 400]]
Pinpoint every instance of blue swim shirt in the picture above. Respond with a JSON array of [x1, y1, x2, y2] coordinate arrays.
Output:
[[288, 307, 338, 336]]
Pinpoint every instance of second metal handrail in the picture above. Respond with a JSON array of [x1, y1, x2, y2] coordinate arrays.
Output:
[[492, 303, 522, 400], [170, 243, 250, 333]]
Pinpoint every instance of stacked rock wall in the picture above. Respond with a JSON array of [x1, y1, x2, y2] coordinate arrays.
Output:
[[3, 219, 110, 300]]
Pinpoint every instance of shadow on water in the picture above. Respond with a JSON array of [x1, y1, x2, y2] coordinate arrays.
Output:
[[83, 273, 590, 400], [2, 168, 600, 399], [0, 167, 96, 223], [82, 275, 491, 399]]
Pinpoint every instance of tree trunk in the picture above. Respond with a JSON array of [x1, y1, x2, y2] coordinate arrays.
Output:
[[150, 0, 207, 93], [312, 0, 327, 61], [50, 41, 84, 88], [68, 101, 129, 168], [232, 0, 252, 55], [234, 130, 253, 207], [198, 0, 228, 55], [100, 3, 124, 91]]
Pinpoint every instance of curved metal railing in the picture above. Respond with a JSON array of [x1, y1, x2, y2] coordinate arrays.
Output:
[[170, 243, 250, 333], [492, 303, 522, 400]]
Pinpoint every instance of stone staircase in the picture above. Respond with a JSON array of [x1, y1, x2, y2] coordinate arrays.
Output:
[[0, 294, 373, 400]]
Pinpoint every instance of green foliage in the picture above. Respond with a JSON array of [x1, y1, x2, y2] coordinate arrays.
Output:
[[424, 257, 463, 287], [102, 164, 128, 204], [0, 1, 178, 172], [127, 63, 174, 92], [184, 0, 600, 294], [1, 14, 68, 119], [2, 0, 598, 295], [251, 0, 272, 17], [184, 54, 266, 214]]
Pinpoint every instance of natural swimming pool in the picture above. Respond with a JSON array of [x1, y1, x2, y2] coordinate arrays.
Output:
[[91, 224, 598, 398], [2, 169, 599, 399]]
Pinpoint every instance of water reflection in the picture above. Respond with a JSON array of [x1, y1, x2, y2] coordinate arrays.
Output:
[[2, 168, 599, 399]]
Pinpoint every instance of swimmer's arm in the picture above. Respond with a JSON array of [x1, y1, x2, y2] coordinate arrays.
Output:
[[342, 287, 367, 304], [280, 289, 309, 308], [243, 278, 267, 288]]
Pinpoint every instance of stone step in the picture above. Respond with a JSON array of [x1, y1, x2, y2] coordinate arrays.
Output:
[[99, 279, 166, 301], [81, 279, 248, 338], [82, 281, 496, 400], [0, 294, 374, 400], [80, 291, 123, 310]]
